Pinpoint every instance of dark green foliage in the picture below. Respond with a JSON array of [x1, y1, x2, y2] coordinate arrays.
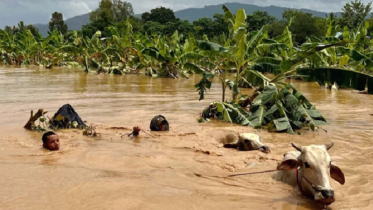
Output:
[[141, 12, 150, 23], [142, 7, 177, 25], [192, 14, 229, 39], [163, 20, 194, 37], [82, 20, 112, 38], [212, 14, 229, 36], [193, 18, 217, 38], [282, 10, 327, 44], [268, 21, 287, 38], [143, 21, 164, 35], [246, 11, 277, 31]]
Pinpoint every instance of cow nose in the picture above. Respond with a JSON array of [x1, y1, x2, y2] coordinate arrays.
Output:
[[321, 190, 334, 199], [260, 145, 270, 153]]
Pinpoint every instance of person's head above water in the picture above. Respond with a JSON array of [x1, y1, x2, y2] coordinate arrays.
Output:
[[42, 131, 60, 151], [150, 115, 169, 131]]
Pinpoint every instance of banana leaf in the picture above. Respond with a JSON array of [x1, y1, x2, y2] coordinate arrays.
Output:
[[273, 117, 294, 134], [141, 48, 166, 62], [254, 85, 278, 105], [297, 67, 373, 92], [197, 40, 228, 53], [194, 72, 214, 101], [248, 105, 266, 128], [233, 9, 247, 31], [212, 102, 250, 125], [249, 58, 281, 74], [224, 103, 251, 126], [247, 26, 268, 55]]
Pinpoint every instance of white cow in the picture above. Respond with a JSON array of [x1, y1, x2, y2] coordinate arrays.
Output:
[[273, 142, 345, 205], [223, 133, 270, 153]]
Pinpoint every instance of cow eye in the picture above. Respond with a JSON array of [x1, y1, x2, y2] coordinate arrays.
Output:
[[304, 162, 311, 168]]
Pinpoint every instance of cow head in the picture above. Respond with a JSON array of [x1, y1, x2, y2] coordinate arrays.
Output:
[[238, 133, 270, 153], [277, 142, 345, 205]]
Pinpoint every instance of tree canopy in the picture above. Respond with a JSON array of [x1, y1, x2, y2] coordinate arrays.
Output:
[[246, 11, 276, 31], [141, 7, 177, 24], [282, 10, 327, 44], [112, 0, 134, 22], [90, 0, 114, 23], [49, 12, 68, 34], [84, 0, 134, 37], [340, 0, 372, 29]]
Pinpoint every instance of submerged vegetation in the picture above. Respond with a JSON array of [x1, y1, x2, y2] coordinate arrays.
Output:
[[3, 0, 373, 134]]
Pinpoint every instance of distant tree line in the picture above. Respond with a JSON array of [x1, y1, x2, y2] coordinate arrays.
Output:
[[3, 0, 373, 45]]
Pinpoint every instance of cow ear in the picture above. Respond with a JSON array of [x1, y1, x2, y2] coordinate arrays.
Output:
[[277, 159, 299, 171], [330, 163, 345, 185]]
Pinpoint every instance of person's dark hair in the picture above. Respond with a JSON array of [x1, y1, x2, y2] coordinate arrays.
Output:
[[150, 115, 169, 131], [42, 131, 57, 144]]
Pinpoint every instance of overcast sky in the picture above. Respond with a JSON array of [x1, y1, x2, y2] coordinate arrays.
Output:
[[0, 0, 369, 28]]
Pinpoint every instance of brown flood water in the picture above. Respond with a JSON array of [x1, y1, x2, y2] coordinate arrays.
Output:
[[0, 66, 372, 210]]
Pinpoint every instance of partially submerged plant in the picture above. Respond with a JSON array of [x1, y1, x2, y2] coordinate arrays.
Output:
[[194, 6, 344, 134], [82, 124, 99, 137], [33, 114, 51, 132], [201, 83, 327, 134]]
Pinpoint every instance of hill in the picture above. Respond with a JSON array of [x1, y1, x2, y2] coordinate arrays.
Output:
[[34, 2, 340, 37], [175, 3, 341, 22]]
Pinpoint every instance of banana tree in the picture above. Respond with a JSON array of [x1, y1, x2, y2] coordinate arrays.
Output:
[[140, 31, 190, 78], [238, 16, 296, 89], [80, 30, 114, 73], [187, 6, 265, 102], [105, 21, 142, 74], [0, 29, 29, 65], [0, 29, 17, 64], [198, 13, 346, 134]]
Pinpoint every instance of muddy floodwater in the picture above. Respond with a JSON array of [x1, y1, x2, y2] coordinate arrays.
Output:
[[0, 66, 372, 210]]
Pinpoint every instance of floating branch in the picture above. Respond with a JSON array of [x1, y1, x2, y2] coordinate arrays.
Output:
[[24, 109, 48, 130]]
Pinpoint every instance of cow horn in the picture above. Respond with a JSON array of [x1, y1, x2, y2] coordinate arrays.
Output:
[[325, 142, 334, 150], [291, 143, 301, 152]]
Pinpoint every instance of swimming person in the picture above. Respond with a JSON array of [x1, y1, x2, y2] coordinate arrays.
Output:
[[42, 131, 60, 151], [150, 115, 169, 131]]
